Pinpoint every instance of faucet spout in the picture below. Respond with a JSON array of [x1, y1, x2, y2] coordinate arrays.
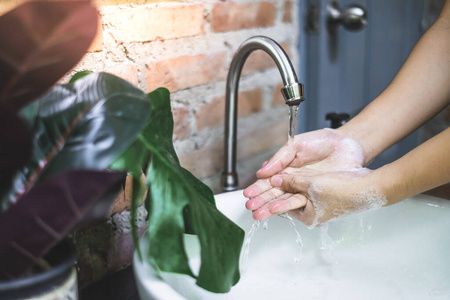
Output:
[[222, 36, 305, 192]]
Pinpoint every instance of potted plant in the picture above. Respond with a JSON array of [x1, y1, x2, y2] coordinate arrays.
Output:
[[0, 0, 244, 298]]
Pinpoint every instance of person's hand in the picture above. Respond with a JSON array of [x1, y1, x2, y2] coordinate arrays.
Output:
[[252, 128, 366, 180], [259, 166, 386, 227], [243, 128, 386, 226]]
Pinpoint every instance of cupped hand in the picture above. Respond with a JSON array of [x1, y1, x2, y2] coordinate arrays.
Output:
[[245, 166, 386, 227], [243, 129, 385, 227], [254, 128, 365, 179]]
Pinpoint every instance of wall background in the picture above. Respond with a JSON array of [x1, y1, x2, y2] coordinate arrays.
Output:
[[79, 0, 300, 194], [1, 0, 301, 287]]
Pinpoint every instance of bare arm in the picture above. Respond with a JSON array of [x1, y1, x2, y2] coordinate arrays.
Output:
[[255, 4, 450, 179], [249, 127, 450, 226], [339, 1, 450, 165], [244, 2, 450, 224], [373, 127, 450, 204]]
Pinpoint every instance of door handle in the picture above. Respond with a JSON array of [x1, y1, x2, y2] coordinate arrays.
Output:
[[327, 1, 367, 34]]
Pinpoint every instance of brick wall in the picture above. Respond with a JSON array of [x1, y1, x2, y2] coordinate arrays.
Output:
[[0, 0, 300, 192], [76, 0, 300, 194], [2, 0, 301, 287]]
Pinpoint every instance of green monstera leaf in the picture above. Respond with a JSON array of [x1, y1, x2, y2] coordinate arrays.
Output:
[[126, 88, 245, 293]]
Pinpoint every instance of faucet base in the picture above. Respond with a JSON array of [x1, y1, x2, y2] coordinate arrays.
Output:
[[221, 173, 239, 192]]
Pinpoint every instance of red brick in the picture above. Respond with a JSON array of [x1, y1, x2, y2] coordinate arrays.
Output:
[[108, 3, 204, 43], [105, 64, 139, 86], [145, 52, 227, 92], [237, 89, 263, 117], [172, 107, 189, 141], [242, 42, 290, 75], [195, 88, 263, 131], [195, 97, 224, 131], [180, 119, 289, 181], [179, 142, 224, 179], [272, 82, 286, 106], [237, 120, 289, 160], [283, 1, 293, 23], [211, 2, 275, 32]]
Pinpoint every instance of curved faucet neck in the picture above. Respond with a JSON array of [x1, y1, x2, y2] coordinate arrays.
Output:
[[228, 36, 298, 85], [222, 36, 305, 192]]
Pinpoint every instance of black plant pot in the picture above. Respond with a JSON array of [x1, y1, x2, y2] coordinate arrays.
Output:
[[0, 238, 79, 300]]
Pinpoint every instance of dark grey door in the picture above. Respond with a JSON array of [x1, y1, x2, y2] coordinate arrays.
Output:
[[298, 0, 427, 167]]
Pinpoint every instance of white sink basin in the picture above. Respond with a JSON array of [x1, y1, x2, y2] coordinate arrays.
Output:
[[134, 190, 450, 300]]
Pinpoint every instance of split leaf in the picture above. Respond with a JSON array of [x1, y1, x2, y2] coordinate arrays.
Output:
[[134, 88, 245, 293]]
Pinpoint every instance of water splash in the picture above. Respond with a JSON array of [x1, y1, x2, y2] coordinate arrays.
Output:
[[263, 219, 269, 230], [288, 105, 299, 139], [241, 220, 260, 274], [320, 224, 338, 264], [279, 213, 304, 263]]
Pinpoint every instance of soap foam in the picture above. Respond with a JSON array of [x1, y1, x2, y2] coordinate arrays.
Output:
[[308, 181, 387, 228], [299, 132, 386, 228], [339, 186, 387, 218], [303, 131, 366, 174], [331, 137, 365, 169]]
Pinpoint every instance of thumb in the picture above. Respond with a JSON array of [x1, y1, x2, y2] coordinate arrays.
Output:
[[270, 173, 309, 194], [256, 142, 297, 179]]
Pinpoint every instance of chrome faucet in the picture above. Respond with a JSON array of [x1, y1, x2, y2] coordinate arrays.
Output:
[[222, 36, 305, 192]]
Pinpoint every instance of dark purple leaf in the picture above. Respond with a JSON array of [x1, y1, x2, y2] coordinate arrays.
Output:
[[0, 0, 98, 112], [0, 104, 32, 173], [1, 73, 150, 210], [0, 169, 125, 279], [0, 104, 32, 203]]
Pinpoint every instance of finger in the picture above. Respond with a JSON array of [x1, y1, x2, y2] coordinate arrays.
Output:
[[247, 190, 288, 221], [256, 141, 297, 179], [252, 193, 293, 221], [256, 129, 334, 179], [252, 193, 306, 221], [287, 199, 316, 226], [245, 187, 285, 210], [243, 178, 272, 198], [270, 173, 310, 194], [291, 129, 336, 166], [268, 193, 308, 215], [251, 205, 274, 221]]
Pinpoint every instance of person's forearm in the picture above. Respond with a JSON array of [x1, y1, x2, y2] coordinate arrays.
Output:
[[370, 128, 450, 205], [338, 4, 450, 165]]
